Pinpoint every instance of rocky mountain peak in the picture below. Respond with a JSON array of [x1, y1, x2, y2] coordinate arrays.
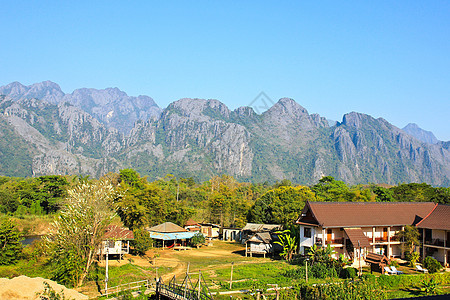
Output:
[[169, 98, 231, 120], [267, 98, 309, 116], [342, 112, 369, 129], [402, 123, 439, 145], [0, 81, 64, 104]]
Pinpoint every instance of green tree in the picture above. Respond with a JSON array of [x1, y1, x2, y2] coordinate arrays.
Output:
[[131, 228, 153, 256], [312, 176, 350, 202], [395, 225, 420, 260], [45, 180, 118, 287], [249, 186, 315, 225], [373, 186, 395, 202], [0, 217, 23, 265]]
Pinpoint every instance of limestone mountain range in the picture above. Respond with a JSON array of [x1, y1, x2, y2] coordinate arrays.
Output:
[[0, 81, 449, 186]]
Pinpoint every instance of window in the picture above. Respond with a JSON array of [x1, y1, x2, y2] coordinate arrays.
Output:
[[304, 227, 311, 238]]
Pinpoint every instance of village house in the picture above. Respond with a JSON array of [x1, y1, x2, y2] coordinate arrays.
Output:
[[416, 204, 450, 267], [183, 220, 220, 240], [296, 201, 436, 266], [99, 225, 134, 260], [146, 221, 197, 249], [241, 223, 283, 257]]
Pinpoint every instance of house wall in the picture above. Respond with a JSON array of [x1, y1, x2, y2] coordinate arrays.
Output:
[[250, 242, 272, 253], [100, 241, 122, 255], [299, 225, 316, 254], [223, 229, 241, 241]]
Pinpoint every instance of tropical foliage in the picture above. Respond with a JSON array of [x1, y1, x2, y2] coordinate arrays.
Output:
[[0, 217, 23, 265], [44, 180, 118, 287], [274, 230, 297, 262]]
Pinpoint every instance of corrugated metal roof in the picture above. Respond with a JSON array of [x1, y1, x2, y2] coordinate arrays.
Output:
[[146, 222, 188, 233], [297, 201, 436, 228], [104, 225, 134, 240], [247, 232, 273, 243], [148, 231, 199, 241], [416, 204, 450, 230], [242, 223, 282, 232]]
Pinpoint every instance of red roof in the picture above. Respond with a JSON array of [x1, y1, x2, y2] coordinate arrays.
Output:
[[185, 219, 199, 226], [296, 201, 436, 228], [104, 225, 134, 240], [416, 204, 450, 230]]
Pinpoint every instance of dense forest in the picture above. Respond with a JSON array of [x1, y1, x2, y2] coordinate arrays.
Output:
[[1, 171, 449, 229]]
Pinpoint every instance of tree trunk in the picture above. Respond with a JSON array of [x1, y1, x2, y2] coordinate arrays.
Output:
[[77, 248, 93, 287]]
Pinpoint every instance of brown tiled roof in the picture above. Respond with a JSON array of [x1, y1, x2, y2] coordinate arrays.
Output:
[[296, 201, 436, 228], [416, 204, 450, 230], [146, 222, 187, 233], [104, 225, 134, 240], [344, 228, 370, 248]]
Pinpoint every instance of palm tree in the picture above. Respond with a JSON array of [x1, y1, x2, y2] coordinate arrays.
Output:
[[274, 230, 297, 262]]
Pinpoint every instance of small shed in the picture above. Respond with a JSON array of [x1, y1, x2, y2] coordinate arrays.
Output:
[[241, 223, 283, 242], [245, 232, 278, 258], [365, 252, 390, 274], [99, 225, 134, 260], [223, 227, 242, 242], [146, 222, 198, 249]]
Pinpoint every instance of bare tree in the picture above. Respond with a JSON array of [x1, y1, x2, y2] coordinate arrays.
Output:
[[45, 180, 118, 287]]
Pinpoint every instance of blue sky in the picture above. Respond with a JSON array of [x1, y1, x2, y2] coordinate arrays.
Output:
[[1, 1, 449, 140]]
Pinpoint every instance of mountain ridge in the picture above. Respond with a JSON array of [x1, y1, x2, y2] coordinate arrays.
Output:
[[0, 81, 449, 186]]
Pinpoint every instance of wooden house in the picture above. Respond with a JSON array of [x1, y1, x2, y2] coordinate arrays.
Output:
[[99, 225, 134, 260]]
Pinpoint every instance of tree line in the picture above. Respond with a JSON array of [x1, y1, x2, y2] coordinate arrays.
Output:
[[1, 172, 449, 228]]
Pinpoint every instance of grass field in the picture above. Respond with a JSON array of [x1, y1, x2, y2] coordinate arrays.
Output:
[[2, 239, 449, 299]]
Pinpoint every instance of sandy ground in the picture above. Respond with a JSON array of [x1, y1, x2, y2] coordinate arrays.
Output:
[[0, 275, 88, 300]]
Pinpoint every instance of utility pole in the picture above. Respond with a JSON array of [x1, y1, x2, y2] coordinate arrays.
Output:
[[198, 271, 201, 299], [305, 258, 309, 283], [105, 248, 109, 294], [229, 262, 234, 290], [358, 240, 362, 277]]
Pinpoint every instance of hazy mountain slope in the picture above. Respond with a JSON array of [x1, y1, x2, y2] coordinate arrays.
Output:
[[0, 96, 122, 177], [0, 81, 162, 134], [402, 123, 439, 144]]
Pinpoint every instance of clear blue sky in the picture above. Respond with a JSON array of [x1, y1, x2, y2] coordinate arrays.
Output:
[[1, 1, 449, 140]]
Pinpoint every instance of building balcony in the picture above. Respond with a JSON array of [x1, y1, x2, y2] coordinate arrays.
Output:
[[424, 239, 447, 248], [374, 237, 389, 243], [315, 237, 344, 245]]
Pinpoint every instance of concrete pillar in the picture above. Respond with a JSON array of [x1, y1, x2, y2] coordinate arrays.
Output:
[[422, 231, 426, 261], [322, 228, 326, 247], [372, 227, 376, 252]]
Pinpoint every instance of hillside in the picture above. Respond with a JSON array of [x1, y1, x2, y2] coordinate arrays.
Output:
[[0, 82, 449, 186]]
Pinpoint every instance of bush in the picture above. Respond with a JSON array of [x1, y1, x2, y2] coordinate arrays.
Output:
[[389, 260, 399, 267], [362, 273, 376, 281], [190, 232, 205, 247], [340, 267, 357, 279], [131, 228, 153, 256], [282, 266, 306, 279], [310, 262, 338, 279], [423, 256, 442, 274]]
